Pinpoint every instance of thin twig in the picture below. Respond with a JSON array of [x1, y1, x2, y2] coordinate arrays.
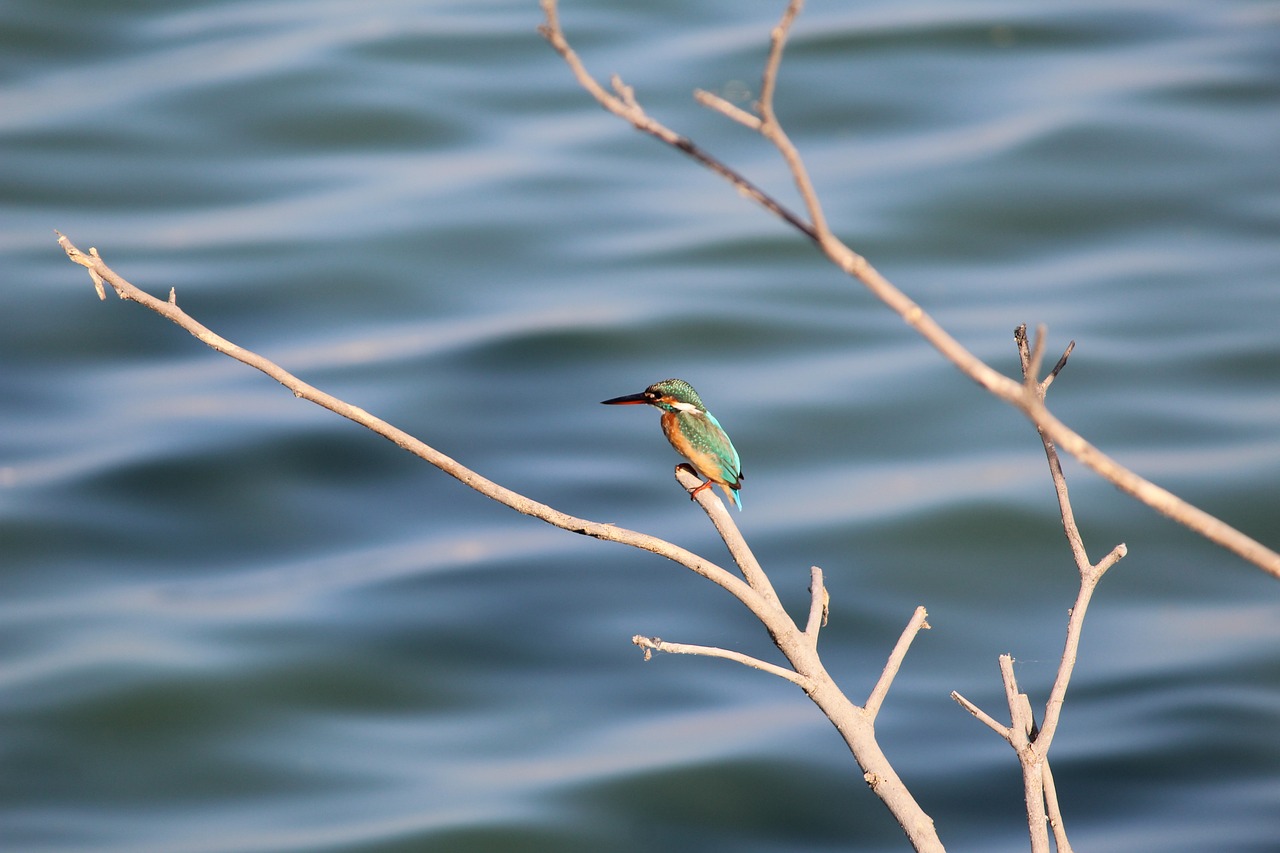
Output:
[[1014, 323, 1074, 397], [538, 1, 1280, 580], [757, 0, 801, 125], [694, 89, 762, 130], [865, 606, 929, 721], [950, 690, 1010, 739], [803, 565, 829, 640], [537, 1, 817, 242], [1042, 760, 1074, 853], [1045, 340, 1075, 389], [952, 330, 1121, 853], [1012, 330, 1126, 758], [54, 232, 789, 623], [1030, 551, 1122, 757], [999, 655, 1033, 747], [632, 635, 811, 688], [1016, 323, 1092, 570], [753, 0, 829, 239], [1024, 324, 1048, 392]]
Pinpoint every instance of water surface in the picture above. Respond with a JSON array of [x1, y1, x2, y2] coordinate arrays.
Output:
[[3, 1, 1279, 851]]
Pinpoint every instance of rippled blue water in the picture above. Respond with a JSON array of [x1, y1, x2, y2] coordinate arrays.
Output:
[[4, 1, 1279, 851]]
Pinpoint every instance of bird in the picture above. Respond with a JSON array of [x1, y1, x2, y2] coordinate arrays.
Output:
[[601, 378, 743, 510]]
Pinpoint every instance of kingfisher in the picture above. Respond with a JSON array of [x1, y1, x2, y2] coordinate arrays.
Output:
[[601, 378, 743, 510]]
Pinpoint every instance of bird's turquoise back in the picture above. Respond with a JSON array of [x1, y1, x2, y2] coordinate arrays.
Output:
[[661, 408, 743, 508]]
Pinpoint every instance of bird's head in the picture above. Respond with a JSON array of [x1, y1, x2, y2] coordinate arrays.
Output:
[[601, 378, 706, 413]]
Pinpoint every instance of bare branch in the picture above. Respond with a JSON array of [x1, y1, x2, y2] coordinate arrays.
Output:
[[1023, 760, 1050, 853], [1097, 541, 1127, 574], [54, 232, 792, 622], [865, 606, 930, 721], [1015, 323, 1092, 570], [950, 690, 1011, 739], [537, 1, 817, 241], [757, 0, 802, 126], [86, 248, 107, 300], [962, 326, 1127, 852], [1024, 324, 1048, 393], [998, 656, 1052, 853], [1015, 323, 1074, 398], [1042, 760, 1075, 853], [632, 635, 811, 688], [999, 656, 1033, 747], [538, 2, 1280, 579], [753, 0, 830, 238], [803, 565, 829, 640], [60, 226, 941, 851], [1011, 327, 1127, 762], [677, 465, 786, 616], [1045, 339, 1075, 388], [1035, 559, 1109, 755], [694, 89, 761, 130]]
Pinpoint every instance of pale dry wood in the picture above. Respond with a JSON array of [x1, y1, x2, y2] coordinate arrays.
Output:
[[60, 229, 939, 850], [953, 330, 1128, 850], [950, 689, 1010, 739], [999, 656, 1051, 853], [864, 606, 930, 721], [632, 635, 812, 687], [694, 89, 761, 130], [1042, 760, 1075, 853], [540, 6, 1274, 841], [803, 565, 829, 641], [538, 0, 1280, 581], [55, 233, 782, 618], [677, 465, 784, 613]]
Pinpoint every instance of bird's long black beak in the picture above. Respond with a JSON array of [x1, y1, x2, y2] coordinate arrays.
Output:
[[600, 391, 649, 405]]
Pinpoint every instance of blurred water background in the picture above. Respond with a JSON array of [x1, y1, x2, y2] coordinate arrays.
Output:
[[3, 1, 1279, 851]]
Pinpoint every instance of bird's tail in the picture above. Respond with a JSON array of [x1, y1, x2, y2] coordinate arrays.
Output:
[[719, 482, 743, 511]]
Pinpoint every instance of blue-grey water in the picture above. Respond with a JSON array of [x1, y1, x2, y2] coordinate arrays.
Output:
[[4, 1, 1279, 851]]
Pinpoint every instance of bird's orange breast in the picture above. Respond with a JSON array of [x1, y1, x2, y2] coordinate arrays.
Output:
[[660, 411, 737, 487]]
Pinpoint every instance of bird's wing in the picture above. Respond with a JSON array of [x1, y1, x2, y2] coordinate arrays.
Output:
[[701, 410, 742, 484]]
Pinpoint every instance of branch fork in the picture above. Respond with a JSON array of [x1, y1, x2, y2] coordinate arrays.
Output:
[[950, 327, 1126, 852]]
